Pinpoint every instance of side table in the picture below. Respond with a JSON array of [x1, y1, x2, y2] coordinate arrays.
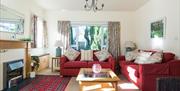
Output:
[[51, 57, 60, 72]]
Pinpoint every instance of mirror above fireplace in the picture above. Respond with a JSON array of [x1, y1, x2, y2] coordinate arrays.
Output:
[[0, 4, 24, 34]]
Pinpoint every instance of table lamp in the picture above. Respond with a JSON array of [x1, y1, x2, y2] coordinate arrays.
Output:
[[54, 40, 64, 57], [124, 41, 136, 52]]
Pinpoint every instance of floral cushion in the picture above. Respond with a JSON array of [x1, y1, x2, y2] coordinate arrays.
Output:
[[134, 51, 152, 64], [125, 50, 139, 61], [134, 50, 163, 64], [148, 51, 163, 63], [94, 50, 110, 62], [64, 48, 80, 61], [80, 50, 93, 61]]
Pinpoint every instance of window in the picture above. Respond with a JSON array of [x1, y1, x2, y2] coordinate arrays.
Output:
[[37, 18, 44, 48], [70, 23, 108, 50]]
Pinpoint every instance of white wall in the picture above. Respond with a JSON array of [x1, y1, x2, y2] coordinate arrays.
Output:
[[46, 11, 135, 56], [133, 0, 180, 57], [0, 0, 45, 40], [0, 0, 46, 61]]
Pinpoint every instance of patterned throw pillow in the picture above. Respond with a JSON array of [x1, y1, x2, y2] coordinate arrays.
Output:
[[80, 50, 93, 61], [94, 50, 110, 62], [64, 48, 80, 61], [125, 50, 139, 61], [148, 51, 163, 63], [134, 51, 152, 64]]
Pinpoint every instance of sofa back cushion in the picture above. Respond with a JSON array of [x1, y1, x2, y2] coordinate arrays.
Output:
[[94, 50, 110, 62], [139, 50, 175, 63], [73, 50, 100, 61], [93, 50, 99, 61], [162, 52, 175, 63], [64, 48, 80, 61], [80, 50, 93, 61]]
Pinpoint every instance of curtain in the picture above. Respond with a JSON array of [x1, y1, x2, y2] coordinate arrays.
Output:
[[43, 20, 48, 48], [108, 22, 121, 74], [57, 21, 71, 50], [30, 14, 38, 48]]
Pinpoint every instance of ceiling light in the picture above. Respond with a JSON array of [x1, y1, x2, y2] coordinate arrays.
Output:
[[84, 0, 104, 12]]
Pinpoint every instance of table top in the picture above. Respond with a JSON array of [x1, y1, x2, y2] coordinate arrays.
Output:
[[52, 57, 60, 59], [76, 68, 120, 82]]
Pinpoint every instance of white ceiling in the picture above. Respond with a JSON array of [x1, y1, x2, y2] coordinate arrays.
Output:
[[34, 0, 150, 11]]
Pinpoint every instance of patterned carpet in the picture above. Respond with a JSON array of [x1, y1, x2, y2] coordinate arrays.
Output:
[[19, 75, 71, 91]]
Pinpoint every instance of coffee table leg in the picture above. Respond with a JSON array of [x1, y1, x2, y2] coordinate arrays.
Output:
[[112, 82, 118, 91], [79, 81, 83, 91], [115, 82, 118, 91]]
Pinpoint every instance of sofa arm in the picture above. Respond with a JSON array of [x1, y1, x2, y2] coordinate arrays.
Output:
[[108, 55, 115, 71], [60, 56, 68, 69], [139, 63, 169, 76], [168, 60, 180, 76], [119, 55, 125, 61]]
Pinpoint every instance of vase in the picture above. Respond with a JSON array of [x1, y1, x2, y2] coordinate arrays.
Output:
[[56, 47, 62, 57], [30, 71, 36, 78], [92, 64, 102, 73]]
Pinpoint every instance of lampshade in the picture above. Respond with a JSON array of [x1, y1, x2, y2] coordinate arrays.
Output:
[[124, 41, 136, 48], [54, 40, 64, 47]]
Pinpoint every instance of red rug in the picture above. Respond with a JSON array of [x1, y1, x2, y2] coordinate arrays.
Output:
[[19, 75, 71, 91]]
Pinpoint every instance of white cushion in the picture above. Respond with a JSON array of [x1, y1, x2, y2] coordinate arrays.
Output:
[[64, 48, 80, 61], [134, 51, 152, 64], [80, 50, 93, 61], [148, 51, 163, 63], [125, 50, 139, 61], [134, 50, 163, 64], [94, 50, 110, 62]]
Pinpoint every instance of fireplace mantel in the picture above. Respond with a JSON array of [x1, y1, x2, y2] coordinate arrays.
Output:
[[0, 40, 31, 78]]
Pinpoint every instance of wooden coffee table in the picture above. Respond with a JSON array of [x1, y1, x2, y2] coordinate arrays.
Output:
[[76, 68, 120, 91]]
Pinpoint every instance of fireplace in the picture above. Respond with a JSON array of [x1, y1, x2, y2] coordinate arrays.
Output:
[[3, 59, 24, 89]]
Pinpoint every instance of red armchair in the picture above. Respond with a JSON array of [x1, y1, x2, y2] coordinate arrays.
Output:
[[60, 51, 115, 76], [119, 51, 180, 91]]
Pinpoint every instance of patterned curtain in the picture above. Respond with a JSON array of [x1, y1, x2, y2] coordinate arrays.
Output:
[[108, 22, 121, 74], [30, 14, 38, 48], [43, 20, 48, 48], [57, 21, 71, 50]]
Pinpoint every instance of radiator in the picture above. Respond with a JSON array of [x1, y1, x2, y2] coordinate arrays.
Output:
[[157, 77, 180, 91]]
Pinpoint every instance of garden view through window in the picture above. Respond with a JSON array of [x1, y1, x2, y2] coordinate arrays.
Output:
[[70, 24, 108, 50]]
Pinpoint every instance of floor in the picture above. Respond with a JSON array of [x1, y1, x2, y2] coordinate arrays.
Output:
[[36, 68, 59, 75], [37, 68, 140, 91]]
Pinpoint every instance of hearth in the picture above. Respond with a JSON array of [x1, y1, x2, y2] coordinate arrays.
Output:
[[3, 59, 24, 89]]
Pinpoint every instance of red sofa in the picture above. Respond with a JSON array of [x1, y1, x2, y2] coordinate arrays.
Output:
[[119, 51, 180, 91], [60, 51, 115, 76]]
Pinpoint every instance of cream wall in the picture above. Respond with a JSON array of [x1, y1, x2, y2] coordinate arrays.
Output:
[[0, 0, 47, 56], [0, 0, 46, 90], [0, 0, 45, 40], [133, 0, 180, 57], [0, 0, 46, 60], [46, 11, 135, 56], [0, 1, 46, 89]]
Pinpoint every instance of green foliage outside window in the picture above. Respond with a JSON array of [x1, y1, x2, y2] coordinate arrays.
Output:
[[70, 25, 108, 50]]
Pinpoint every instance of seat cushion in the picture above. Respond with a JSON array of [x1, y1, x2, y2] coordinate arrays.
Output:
[[88, 61, 111, 68], [64, 61, 88, 68]]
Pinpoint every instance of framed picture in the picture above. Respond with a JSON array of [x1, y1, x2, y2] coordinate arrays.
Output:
[[150, 17, 166, 38]]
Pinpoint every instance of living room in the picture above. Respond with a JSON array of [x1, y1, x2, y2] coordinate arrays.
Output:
[[0, 0, 180, 91]]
